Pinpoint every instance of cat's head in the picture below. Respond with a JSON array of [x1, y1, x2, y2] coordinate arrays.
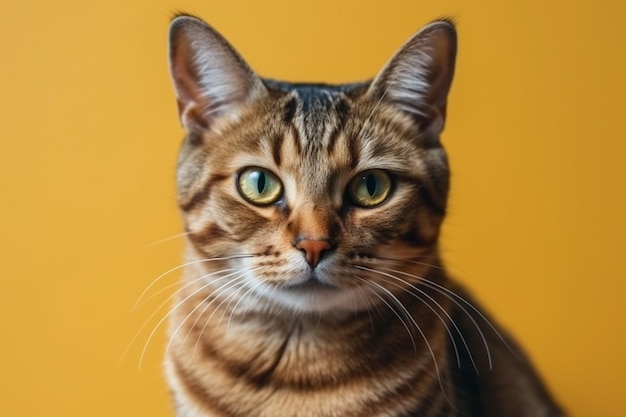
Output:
[[168, 15, 456, 314]]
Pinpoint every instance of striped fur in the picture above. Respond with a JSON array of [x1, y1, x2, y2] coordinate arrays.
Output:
[[165, 15, 565, 417]]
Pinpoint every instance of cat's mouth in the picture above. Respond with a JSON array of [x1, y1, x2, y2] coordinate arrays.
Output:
[[261, 271, 371, 313], [281, 274, 339, 292]]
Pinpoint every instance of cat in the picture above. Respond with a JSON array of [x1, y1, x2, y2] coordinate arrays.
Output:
[[164, 14, 566, 417]]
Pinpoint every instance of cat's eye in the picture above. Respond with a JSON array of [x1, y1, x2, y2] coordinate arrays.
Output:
[[237, 167, 283, 206], [347, 169, 392, 208]]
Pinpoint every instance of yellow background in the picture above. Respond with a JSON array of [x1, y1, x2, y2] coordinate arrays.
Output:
[[1, 0, 624, 416]]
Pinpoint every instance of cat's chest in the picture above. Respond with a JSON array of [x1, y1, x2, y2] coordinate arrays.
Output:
[[167, 313, 453, 417]]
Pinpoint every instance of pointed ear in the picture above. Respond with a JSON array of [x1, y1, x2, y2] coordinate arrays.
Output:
[[168, 16, 267, 134], [367, 20, 457, 142]]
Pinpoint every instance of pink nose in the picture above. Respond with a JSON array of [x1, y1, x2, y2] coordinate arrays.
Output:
[[295, 239, 332, 267]]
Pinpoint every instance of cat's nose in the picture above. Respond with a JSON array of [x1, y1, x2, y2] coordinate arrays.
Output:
[[294, 238, 332, 268]]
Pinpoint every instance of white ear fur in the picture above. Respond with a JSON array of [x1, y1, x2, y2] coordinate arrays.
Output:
[[367, 21, 457, 141], [168, 16, 267, 134]]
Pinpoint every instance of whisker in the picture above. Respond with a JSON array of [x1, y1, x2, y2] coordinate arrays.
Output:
[[358, 281, 454, 407], [361, 256, 494, 368], [118, 268, 231, 367], [192, 281, 247, 357], [139, 280, 212, 369], [352, 275, 417, 354], [195, 267, 264, 352], [226, 278, 267, 332], [347, 286, 359, 316], [182, 273, 250, 352], [132, 254, 253, 312], [136, 268, 235, 309], [165, 267, 259, 361], [139, 266, 256, 369], [261, 283, 289, 318], [210, 282, 251, 338], [418, 276, 519, 364], [353, 264, 466, 371], [143, 231, 191, 248], [377, 264, 520, 369], [362, 255, 445, 271], [356, 276, 455, 407]]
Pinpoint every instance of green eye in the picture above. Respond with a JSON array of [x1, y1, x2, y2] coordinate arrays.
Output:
[[237, 167, 283, 205], [348, 169, 392, 208]]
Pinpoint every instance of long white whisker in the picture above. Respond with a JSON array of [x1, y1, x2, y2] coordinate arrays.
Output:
[[363, 256, 494, 368], [143, 231, 191, 248], [182, 273, 251, 353], [132, 254, 253, 312], [198, 266, 264, 348], [165, 267, 260, 361], [226, 278, 267, 332], [379, 264, 513, 369], [363, 256, 445, 271], [360, 276, 454, 406], [140, 266, 257, 369], [372, 266, 483, 372], [352, 275, 417, 354], [210, 283, 249, 338], [139, 279, 214, 369], [347, 285, 359, 316], [192, 283, 245, 357], [266, 283, 290, 318], [136, 268, 236, 309], [354, 264, 467, 371], [118, 268, 231, 367]]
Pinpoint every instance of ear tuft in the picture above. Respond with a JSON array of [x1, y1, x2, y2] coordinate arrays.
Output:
[[367, 21, 457, 141], [168, 16, 266, 134]]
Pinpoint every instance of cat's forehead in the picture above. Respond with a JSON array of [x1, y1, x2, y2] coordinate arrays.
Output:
[[219, 81, 428, 175], [265, 81, 367, 146]]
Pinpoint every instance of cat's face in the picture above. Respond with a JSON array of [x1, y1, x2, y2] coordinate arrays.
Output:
[[169, 16, 456, 314]]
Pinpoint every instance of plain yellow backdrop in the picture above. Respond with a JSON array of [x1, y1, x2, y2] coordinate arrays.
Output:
[[1, 0, 624, 416]]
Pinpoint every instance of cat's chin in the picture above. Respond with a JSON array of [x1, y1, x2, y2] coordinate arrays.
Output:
[[280, 270, 339, 290], [254, 278, 373, 315], [282, 278, 338, 292]]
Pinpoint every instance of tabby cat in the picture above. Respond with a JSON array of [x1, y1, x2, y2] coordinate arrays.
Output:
[[164, 14, 565, 417]]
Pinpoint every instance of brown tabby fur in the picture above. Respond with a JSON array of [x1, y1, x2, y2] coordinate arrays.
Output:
[[165, 14, 565, 417]]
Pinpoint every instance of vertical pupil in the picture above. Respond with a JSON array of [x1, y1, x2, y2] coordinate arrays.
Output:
[[257, 172, 266, 194], [366, 174, 377, 196]]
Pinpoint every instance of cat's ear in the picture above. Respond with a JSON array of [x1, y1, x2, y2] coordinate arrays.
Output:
[[367, 20, 457, 141], [168, 16, 267, 134]]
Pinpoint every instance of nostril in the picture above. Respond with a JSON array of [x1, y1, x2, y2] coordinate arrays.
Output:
[[295, 238, 332, 268]]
